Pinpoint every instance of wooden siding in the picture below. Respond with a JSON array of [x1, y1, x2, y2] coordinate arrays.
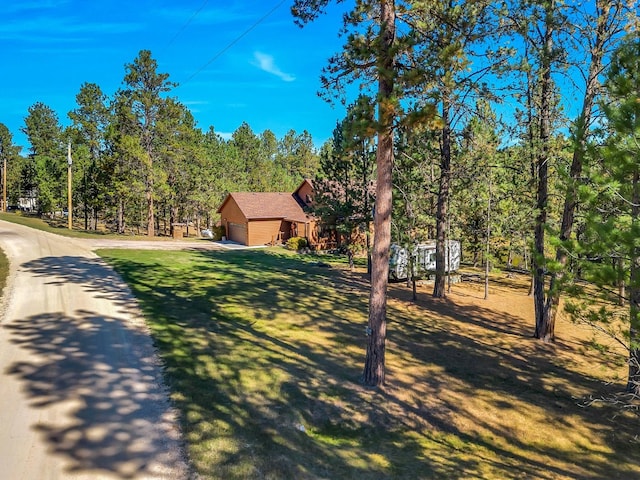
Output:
[[219, 197, 248, 243], [217, 187, 324, 247], [296, 180, 314, 208], [297, 219, 316, 244], [219, 197, 247, 225]]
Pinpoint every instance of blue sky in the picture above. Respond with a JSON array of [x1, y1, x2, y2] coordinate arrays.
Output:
[[1, 0, 351, 153]]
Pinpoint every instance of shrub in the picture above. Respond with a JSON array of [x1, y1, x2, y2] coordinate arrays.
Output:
[[286, 236, 308, 251], [212, 225, 226, 240]]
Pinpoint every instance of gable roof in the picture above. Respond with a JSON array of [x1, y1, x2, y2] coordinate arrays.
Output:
[[217, 192, 311, 223], [294, 178, 314, 196]]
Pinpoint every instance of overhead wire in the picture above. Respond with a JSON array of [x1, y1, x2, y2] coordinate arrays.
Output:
[[165, 0, 210, 51], [180, 0, 287, 87]]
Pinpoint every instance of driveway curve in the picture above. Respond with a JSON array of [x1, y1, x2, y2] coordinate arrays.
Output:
[[0, 221, 191, 480]]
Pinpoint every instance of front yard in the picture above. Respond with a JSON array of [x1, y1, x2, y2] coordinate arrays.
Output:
[[100, 247, 640, 479]]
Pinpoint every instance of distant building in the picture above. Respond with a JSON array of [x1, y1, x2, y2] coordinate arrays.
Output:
[[18, 189, 37, 211], [217, 179, 322, 247]]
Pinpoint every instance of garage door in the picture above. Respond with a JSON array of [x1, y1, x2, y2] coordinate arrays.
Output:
[[228, 222, 247, 245]]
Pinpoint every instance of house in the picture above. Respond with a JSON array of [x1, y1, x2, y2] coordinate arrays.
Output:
[[217, 179, 320, 247]]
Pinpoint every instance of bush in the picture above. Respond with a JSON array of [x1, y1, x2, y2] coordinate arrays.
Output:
[[286, 236, 308, 251], [212, 225, 226, 241]]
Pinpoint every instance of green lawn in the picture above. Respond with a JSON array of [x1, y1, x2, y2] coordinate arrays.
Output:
[[0, 246, 8, 298], [0, 212, 121, 239], [99, 247, 640, 479], [0, 212, 195, 240]]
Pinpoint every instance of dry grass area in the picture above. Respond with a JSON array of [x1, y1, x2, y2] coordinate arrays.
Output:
[[381, 272, 636, 478], [101, 249, 640, 480]]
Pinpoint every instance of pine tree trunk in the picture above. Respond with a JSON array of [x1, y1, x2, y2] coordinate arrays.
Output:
[[84, 184, 89, 231], [433, 100, 451, 298], [117, 197, 125, 234], [618, 256, 626, 306], [147, 188, 155, 237], [546, 0, 608, 334], [628, 172, 640, 395], [362, 0, 395, 387], [169, 204, 178, 237], [533, 2, 554, 342], [485, 171, 491, 300], [363, 125, 392, 385]]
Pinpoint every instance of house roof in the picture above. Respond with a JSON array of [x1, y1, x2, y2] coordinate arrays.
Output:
[[217, 192, 311, 223], [294, 178, 314, 195]]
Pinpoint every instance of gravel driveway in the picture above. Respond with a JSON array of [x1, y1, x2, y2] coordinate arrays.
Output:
[[0, 221, 191, 479]]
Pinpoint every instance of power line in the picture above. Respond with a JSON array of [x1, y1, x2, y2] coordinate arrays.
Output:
[[181, 0, 287, 87], [165, 0, 210, 50]]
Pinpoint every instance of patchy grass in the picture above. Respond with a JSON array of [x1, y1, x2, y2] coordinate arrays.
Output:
[[0, 212, 118, 239], [0, 246, 8, 298], [99, 248, 640, 480], [0, 212, 194, 240]]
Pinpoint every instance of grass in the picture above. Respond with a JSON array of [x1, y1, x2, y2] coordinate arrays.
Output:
[[98, 247, 640, 479], [0, 212, 197, 240], [0, 246, 8, 298], [0, 212, 122, 239]]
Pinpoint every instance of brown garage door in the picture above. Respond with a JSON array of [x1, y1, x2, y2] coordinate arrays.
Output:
[[228, 222, 248, 245]]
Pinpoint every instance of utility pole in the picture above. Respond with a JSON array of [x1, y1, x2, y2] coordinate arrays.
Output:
[[2, 154, 6, 213], [67, 142, 72, 230], [0, 141, 5, 212]]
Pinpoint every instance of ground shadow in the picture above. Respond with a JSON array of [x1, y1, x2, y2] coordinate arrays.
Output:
[[7, 255, 189, 478], [28, 248, 640, 479]]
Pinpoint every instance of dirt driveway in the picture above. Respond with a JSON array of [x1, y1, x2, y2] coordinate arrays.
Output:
[[0, 221, 191, 479]]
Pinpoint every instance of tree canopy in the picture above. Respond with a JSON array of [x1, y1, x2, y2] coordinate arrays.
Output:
[[2, 2, 640, 397]]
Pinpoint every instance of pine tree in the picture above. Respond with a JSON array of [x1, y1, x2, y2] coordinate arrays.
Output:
[[293, 0, 401, 386], [393, 122, 438, 299], [106, 91, 145, 234], [0, 123, 21, 211], [68, 82, 110, 229], [314, 95, 376, 265], [21, 102, 66, 214], [574, 34, 640, 395], [122, 50, 176, 237], [544, 0, 635, 339]]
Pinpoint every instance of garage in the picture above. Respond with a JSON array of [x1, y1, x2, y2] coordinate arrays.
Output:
[[217, 187, 315, 247], [227, 222, 247, 245]]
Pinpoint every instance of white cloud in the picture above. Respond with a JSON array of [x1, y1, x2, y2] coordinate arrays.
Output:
[[183, 100, 210, 106], [252, 52, 295, 82], [0, 17, 141, 43]]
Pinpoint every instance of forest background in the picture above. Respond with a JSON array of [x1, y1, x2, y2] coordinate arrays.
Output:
[[1, 0, 640, 394]]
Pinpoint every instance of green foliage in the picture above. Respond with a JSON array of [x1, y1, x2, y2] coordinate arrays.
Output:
[[0, 246, 7, 297], [211, 225, 225, 241], [21, 102, 66, 214], [286, 236, 308, 251], [122, 49, 177, 236], [276, 129, 319, 182], [0, 123, 23, 208], [68, 82, 111, 229], [568, 33, 640, 394], [393, 122, 437, 246], [0, 49, 322, 234], [313, 95, 375, 251]]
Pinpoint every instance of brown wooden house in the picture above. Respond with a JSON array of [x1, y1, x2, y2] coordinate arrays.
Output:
[[217, 179, 322, 247]]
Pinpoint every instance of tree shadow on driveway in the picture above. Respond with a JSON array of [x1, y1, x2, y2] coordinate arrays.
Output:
[[4, 255, 190, 479]]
